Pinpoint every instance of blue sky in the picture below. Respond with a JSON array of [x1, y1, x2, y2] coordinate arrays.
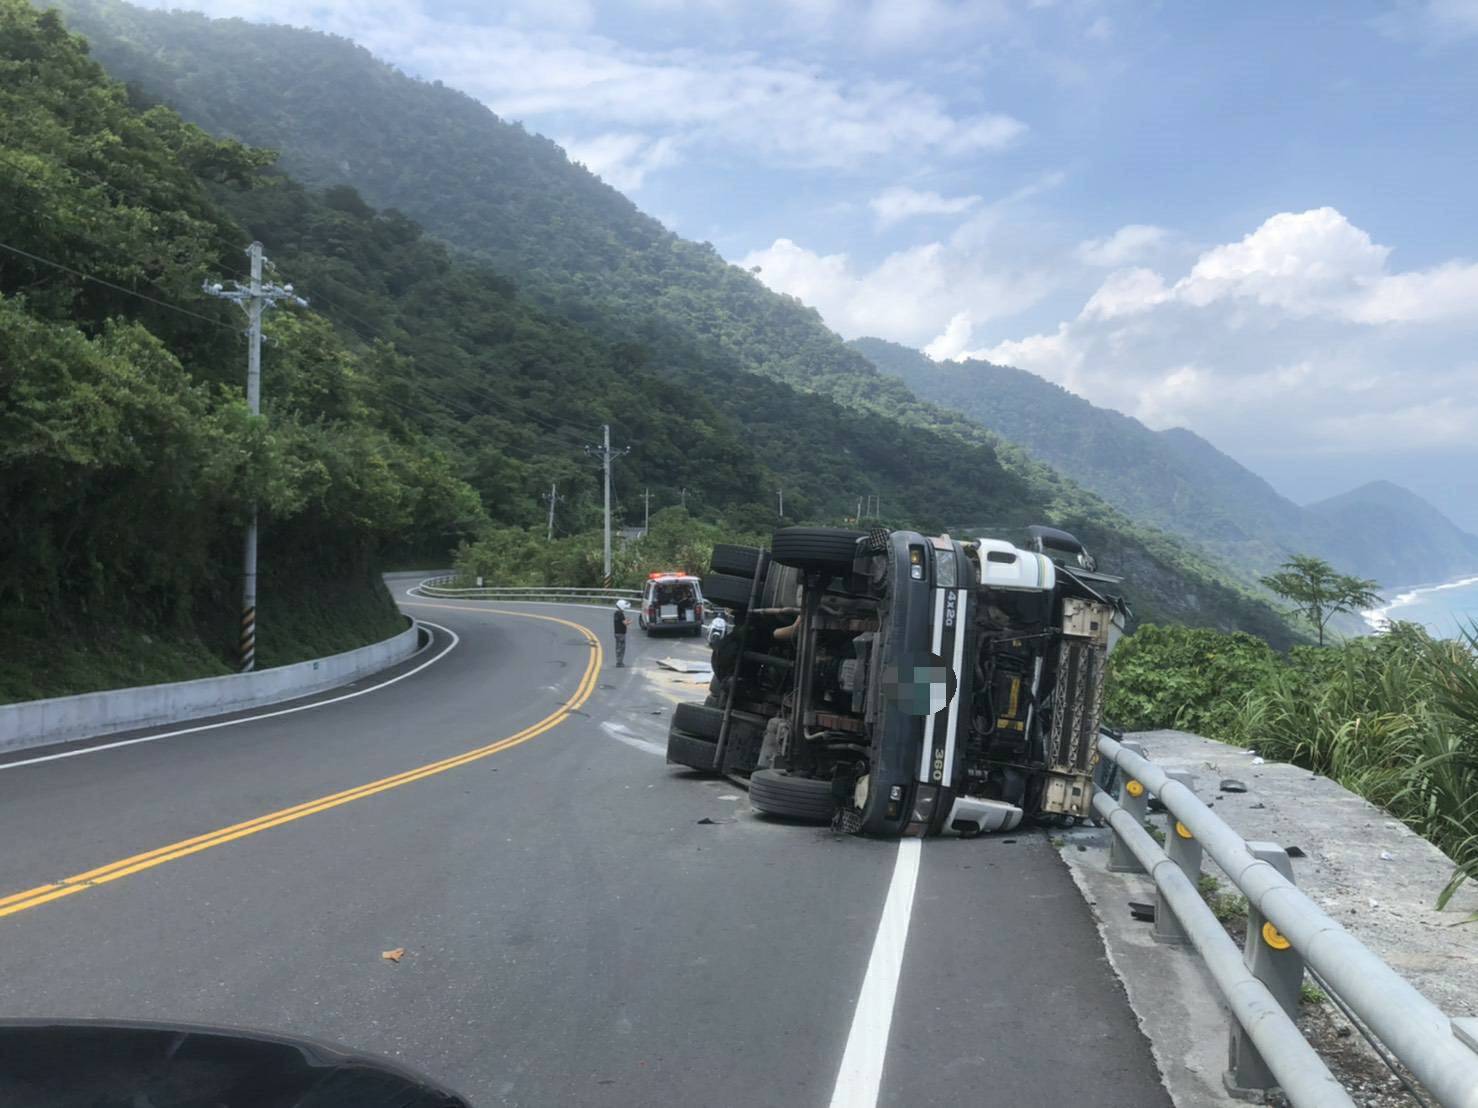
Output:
[[138, 0, 1478, 530]]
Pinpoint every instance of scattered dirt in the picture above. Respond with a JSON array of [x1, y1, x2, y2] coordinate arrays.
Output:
[[1269, 1003, 1429, 1108]]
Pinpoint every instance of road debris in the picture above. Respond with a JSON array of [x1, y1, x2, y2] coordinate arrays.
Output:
[[1219, 778, 1249, 793], [655, 658, 712, 673], [381, 948, 405, 963]]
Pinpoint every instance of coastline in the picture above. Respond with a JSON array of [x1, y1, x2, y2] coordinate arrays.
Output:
[[1361, 573, 1478, 634]]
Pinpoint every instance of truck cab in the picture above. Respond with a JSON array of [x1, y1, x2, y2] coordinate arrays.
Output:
[[668, 526, 1130, 836]]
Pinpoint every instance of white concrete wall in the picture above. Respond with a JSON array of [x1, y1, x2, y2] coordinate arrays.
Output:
[[0, 621, 421, 753]]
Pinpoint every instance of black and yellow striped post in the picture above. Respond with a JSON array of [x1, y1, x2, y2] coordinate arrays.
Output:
[[239, 605, 256, 672]]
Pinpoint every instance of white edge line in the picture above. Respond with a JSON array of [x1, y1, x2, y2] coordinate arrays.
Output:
[[0, 620, 461, 772], [599, 721, 668, 757], [828, 837, 923, 1108]]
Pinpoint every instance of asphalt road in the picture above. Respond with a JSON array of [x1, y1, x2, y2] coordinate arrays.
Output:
[[0, 580, 1171, 1107]]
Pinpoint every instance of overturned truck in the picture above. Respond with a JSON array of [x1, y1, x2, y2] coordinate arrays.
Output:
[[667, 525, 1130, 837]]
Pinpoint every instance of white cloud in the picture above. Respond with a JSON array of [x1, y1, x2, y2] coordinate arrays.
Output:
[[946, 207, 1478, 459], [1176, 207, 1388, 314], [741, 208, 1060, 345], [142, 1, 1025, 188], [1076, 224, 1167, 266], [558, 132, 681, 190], [742, 172, 1069, 346], [1348, 260, 1478, 324], [923, 311, 974, 359], [1081, 267, 1169, 319], [870, 186, 982, 227], [979, 322, 1085, 382]]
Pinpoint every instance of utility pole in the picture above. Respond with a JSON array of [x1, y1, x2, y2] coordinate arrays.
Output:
[[856, 497, 863, 522], [542, 481, 562, 542], [585, 424, 629, 586], [778, 487, 784, 518], [680, 487, 688, 510], [643, 487, 652, 535], [203, 242, 305, 672]]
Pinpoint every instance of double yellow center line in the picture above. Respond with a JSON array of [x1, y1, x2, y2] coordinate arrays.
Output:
[[0, 608, 602, 921]]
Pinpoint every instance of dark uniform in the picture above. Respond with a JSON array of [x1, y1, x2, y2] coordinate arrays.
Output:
[[613, 606, 629, 667]]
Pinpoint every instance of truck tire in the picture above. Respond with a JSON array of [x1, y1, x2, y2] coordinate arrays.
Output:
[[666, 728, 719, 772], [701, 572, 755, 611], [770, 527, 865, 574], [749, 769, 837, 823], [710, 543, 764, 579], [673, 701, 724, 741]]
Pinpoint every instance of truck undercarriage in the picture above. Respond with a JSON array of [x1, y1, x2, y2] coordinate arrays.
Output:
[[666, 526, 1130, 837]]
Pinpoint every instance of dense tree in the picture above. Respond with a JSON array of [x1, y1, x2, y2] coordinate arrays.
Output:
[[0, 0, 479, 697]]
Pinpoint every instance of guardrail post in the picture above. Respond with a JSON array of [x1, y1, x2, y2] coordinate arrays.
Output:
[[1153, 769, 1200, 946], [1108, 741, 1149, 874], [1225, 842, 1304, 1100]]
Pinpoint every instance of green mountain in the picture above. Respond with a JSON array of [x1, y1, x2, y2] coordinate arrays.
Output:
[[27, 0, 1302, 646], [851, 337, 1478, 588], [1306, 482, 1478, 587], [0, 0, 477, 698]]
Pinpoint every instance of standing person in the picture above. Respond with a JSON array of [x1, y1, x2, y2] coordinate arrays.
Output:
[[612, 598, 630, 668]]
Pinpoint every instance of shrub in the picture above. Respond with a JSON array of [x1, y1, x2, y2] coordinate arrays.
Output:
[[1105, 624, 1279, 738]]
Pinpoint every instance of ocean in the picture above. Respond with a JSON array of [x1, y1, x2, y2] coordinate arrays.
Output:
[[1362, 574, 1478, 640]]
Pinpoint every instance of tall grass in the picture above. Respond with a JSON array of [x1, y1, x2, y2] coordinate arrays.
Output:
[[1225, 624, 1478, 919]]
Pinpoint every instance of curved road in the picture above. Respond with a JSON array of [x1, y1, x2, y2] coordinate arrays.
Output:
[[0, 579, 1169, 1107]]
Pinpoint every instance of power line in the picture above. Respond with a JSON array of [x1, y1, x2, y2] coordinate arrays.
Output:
[[2, 150, 607, 443], [0, 239, 240, 333], [0, 149, 253, 280]]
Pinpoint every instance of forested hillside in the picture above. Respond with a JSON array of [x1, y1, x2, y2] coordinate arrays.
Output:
[[38, 0, 1302, 646], [1306, 482, 1478, 586], [0, 0, 476, 698], [2, 0, 1306, 707], [852, 337, 1478, 587]]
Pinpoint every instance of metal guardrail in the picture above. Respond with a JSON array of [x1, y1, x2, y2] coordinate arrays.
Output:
[[416, 577, 642, 605], [1098, 733, 1478, 1108]]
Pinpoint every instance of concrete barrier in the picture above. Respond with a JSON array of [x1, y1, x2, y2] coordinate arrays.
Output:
[[0, 620, 422, 754]]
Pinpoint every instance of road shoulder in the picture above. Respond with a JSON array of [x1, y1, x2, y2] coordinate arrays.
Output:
[[1058, 728, 1478, 1106]]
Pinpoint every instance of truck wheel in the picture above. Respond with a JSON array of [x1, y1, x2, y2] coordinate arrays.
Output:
[[710, 543, 764, 578], [666, 728, 719, 772], [770, 527, 865, 574], [749, 769, 837, 823], [701, 572, 755, 611], [673, 701, 723, 740]]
